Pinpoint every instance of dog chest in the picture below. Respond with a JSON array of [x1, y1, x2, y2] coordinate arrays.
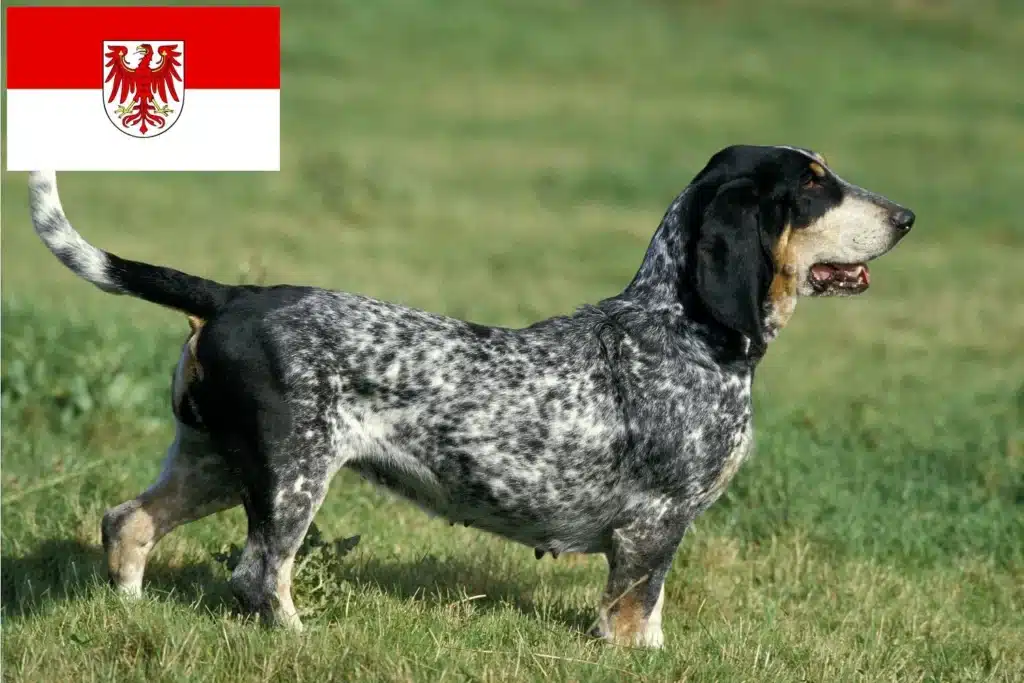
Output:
[[701, 421, 754, 508]]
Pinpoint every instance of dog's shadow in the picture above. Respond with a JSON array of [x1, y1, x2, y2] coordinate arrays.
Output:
[[1, 539, 234, 621], [330, 552, 596, 635], [2, 538, 595, 635], [2, 539, 102, 619]]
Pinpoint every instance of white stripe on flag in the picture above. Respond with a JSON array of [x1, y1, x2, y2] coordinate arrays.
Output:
[[6, 90, 280, 171]]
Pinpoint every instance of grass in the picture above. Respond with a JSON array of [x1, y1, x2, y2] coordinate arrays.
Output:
[[2, 0, 1023, 680]]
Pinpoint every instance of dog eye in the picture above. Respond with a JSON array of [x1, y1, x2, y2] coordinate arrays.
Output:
[[803, 162, 826, 188]]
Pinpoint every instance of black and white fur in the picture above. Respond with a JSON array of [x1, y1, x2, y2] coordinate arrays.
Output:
[[28, 145, 914, 647]]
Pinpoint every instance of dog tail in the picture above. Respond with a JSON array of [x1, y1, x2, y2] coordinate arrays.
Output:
[[29, 171, 237, 318]]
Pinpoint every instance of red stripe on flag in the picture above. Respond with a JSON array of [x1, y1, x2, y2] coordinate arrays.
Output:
[[6, 6, 279, 89]]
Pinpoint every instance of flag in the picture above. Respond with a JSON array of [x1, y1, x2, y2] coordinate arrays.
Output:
[[5, 6, 280, 171]]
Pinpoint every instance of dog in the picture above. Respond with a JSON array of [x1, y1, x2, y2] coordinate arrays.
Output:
[[27, 144, 913, 647]]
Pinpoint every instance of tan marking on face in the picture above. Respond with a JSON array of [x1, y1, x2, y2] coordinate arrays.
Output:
[[809, 161, 826, 178], [778, 146, 827, 168], [767, 225, 799, 333]]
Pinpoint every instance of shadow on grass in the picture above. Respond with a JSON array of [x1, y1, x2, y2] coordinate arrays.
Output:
[[2, 537, 596, 636], [0, 539, 234, 621], [1, 539, 108, 620], [333, 553, 597, 636]]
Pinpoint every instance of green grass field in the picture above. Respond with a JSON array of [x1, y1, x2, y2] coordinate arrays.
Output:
[[3, 0, 1023, 680]]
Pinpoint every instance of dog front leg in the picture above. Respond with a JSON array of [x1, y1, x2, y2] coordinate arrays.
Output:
[[594, 521, 686, 649]]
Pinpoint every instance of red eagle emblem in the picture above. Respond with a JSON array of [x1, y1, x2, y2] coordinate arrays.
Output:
[[103, 41, 185, 138]]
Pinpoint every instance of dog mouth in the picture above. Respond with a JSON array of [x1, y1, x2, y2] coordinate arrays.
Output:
[[809, 263, 870, 294]]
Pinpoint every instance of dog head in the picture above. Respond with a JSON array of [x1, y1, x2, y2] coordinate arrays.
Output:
[[683, 144, 914, 350]]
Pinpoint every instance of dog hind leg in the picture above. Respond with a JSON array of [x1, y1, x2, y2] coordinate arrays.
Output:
[[225, 397, 337, 632], [230, 459, 332, 631], [101, 422, 240, 597]]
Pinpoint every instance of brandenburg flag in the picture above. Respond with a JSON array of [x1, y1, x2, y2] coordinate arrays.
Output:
[[6, 6, 280, 171]]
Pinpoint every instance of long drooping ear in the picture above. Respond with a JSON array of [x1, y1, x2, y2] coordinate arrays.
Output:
[[693, 178, 773, 349]]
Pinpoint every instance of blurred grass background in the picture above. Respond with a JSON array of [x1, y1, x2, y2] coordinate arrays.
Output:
[[2, 0, 1023, 681]]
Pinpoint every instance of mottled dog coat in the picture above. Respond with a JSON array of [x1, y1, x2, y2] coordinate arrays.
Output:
[[28, 145, 914, 647]]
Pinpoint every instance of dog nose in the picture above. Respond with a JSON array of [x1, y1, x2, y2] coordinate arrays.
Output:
[[891, 208, 915, 233]]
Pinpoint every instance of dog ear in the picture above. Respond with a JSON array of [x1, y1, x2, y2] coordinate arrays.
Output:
[[693, 178, 773, 350]]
